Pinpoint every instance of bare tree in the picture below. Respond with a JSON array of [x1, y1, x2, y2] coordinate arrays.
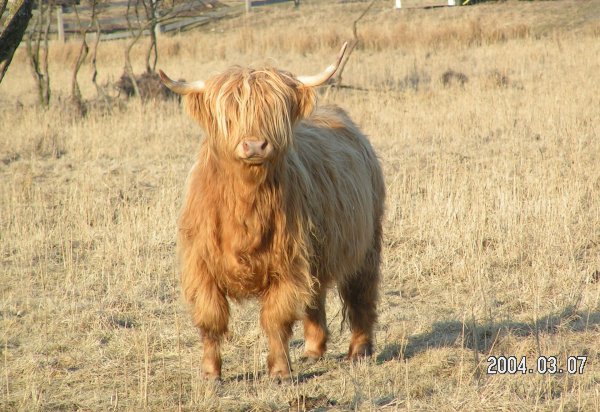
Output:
[[122, 0, 180, 98], [70, 0, 99, 115], [123, 0, 143, 97], [0, 0, 35, 84], [27, 0, 54, 107], [141, 0, 160, 73]]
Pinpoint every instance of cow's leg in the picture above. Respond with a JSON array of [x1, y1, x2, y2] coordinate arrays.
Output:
[[187, 278, 229, 380], [301, 286, 328, 361], [260, 282, 302, 380], [339, 244, 381, 359]]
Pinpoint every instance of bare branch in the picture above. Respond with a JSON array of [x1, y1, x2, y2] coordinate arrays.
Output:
[[330, 0, 376, 88], [91, 16, 102, 95]]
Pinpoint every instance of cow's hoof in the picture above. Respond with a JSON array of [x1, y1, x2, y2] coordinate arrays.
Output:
[[268, 367, 292, 383], [269, 374, 292, 384], [347, 343, 373, 360], [202, 370, 222, 381], [300, 350, 322, 364]]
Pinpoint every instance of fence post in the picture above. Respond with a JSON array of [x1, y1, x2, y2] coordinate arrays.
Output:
[[245, 0, 251, 13], [56, 5, 65, 43], [394, 0, 401, 9]]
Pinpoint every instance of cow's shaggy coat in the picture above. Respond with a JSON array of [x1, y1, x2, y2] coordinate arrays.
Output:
[[161, 51, 385, 380]]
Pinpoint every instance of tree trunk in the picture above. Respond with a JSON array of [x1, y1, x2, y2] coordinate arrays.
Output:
[[0, 0, 34, 84], [143, 0, 159, 73], [91, 19, 103, 96], [26, 0, 52, 107], [71, 2, 97, 116], [124, 0, 142, 97]]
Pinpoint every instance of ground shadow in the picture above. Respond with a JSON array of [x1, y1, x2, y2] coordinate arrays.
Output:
[[228, 371, 265, 382], [377, 307, 600, 363], [228, 368, 328, 384]]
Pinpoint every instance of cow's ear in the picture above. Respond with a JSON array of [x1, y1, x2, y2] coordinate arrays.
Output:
[[296, 85, 316, 120], [185, 92, 208, 127]]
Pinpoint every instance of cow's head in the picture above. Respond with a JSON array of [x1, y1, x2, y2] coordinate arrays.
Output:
[[159, 43, 347, 166]]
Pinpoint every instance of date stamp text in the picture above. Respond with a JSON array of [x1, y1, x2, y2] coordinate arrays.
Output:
[[487, 355, 587, 375]]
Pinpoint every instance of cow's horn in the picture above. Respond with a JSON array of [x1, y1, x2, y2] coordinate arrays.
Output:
[[297, 42, 348, 87], [158, 70, 205, 95]]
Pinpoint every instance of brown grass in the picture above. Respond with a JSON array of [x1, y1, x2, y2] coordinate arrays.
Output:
[[1, 0, 600, 410]]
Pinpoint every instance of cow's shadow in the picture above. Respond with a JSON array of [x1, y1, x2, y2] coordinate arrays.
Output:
[[377, 306, 600, 363], [228, 368, 328, 384]]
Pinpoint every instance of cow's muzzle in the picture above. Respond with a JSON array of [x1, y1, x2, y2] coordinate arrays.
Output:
[[235, 139, 273, 164]]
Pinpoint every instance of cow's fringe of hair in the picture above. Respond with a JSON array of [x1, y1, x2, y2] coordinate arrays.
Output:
[[185, 66, 315, 157]]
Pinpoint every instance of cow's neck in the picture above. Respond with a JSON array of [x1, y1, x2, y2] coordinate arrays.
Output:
[[224, 159, 281, 201], [207, 155, 286, 252]]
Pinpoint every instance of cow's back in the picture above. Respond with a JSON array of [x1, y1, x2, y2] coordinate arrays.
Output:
[[292, 105, 385, 283]]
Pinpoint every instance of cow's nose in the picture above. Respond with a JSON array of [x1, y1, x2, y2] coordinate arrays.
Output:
[[240, 140, 269, 158]]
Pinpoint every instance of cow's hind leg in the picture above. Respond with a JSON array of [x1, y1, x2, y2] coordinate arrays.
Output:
[[301, 286, 328, 362], [339, 245, 380, 359]]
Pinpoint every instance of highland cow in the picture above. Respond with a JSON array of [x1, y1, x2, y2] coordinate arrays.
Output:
[[159, 43, 385, 380]]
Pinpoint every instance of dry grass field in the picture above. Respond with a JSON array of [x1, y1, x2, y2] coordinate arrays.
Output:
[[2, 0, 600, 410]]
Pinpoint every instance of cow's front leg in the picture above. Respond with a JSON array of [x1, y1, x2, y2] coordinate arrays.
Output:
[[187, 278, 230, 380], [260, 282, 303, 380]]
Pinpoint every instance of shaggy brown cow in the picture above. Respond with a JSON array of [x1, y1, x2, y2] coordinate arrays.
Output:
[[159, 43, 385, 380]]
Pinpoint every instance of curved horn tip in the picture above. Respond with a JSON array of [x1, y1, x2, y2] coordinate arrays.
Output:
[[296, 43, 349, 87], [158, 70, 205, 95], [339, 42, 349, 57], [158, 69, 170, 83]]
